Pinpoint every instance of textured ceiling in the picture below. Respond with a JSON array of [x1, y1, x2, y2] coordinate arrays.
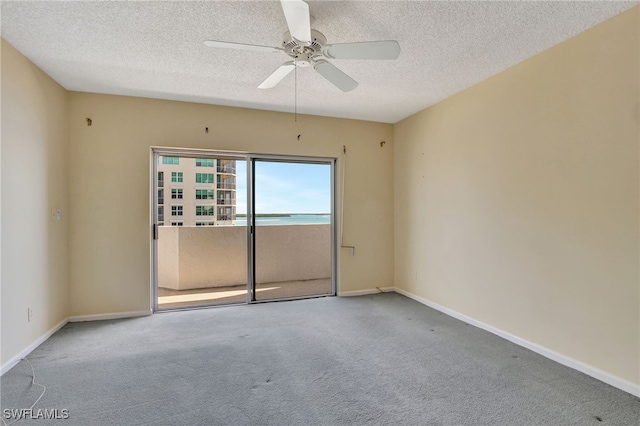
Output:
[[1, 1, 637, 123]]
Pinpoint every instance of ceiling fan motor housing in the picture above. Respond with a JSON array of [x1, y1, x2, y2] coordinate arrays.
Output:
[[282, 29, 327, 67]]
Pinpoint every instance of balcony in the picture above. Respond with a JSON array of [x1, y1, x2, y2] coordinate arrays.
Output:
[[217, 182, 236, 190], [157, 224, 331, 291], [217, 166, 236, 174]]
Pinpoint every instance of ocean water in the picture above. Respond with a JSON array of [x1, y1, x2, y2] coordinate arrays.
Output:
[[235, 214, 330, 226]]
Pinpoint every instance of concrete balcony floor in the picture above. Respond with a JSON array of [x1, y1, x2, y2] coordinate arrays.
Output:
[[158, 278, 332, 309]]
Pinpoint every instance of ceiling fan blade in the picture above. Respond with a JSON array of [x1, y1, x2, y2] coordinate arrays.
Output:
[[323, 40, 401, 60], [204, 40, 282, 53], [313, 60, 358, 92], [280, 0, 311, 44], [258, 62, 296, 89]]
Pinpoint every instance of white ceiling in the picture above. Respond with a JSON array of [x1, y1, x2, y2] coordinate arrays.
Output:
[[1, 1, 637, 123]]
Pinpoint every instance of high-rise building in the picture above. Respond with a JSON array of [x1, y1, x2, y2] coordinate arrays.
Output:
[[157, 156, 237, 226]]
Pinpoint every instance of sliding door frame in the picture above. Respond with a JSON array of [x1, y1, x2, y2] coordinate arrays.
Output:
[[150, 148, 337, 312], [151, 147, 249, 312], [247, 154, 337, 303]]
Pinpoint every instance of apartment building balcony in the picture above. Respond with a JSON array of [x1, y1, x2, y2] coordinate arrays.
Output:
[[157, 224, 331, 307], [217, 165, 236, 174], [217, 182, 236, 190]]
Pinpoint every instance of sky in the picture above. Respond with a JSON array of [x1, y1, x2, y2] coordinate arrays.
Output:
[[235, 161, 330, 214]]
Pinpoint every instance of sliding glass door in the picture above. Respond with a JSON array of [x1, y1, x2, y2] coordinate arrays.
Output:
[[251, 160, 334, 301], [154, 153, 248, 310], [153, 150, 336, 310]]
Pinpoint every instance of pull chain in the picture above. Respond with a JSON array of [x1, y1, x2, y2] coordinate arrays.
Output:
[[294, 59, 298, 122]]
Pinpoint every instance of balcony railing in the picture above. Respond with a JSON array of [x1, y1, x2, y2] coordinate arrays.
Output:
[[217, 166, 236, 174], [157, 224, 331, 290], [217, 182, 236, 190]]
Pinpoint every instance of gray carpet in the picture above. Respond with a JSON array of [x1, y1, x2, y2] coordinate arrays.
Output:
[[1, 293, 639, 425]]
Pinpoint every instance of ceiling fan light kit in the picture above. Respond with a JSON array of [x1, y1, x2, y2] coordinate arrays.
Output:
[[204, 0, 401, 93]]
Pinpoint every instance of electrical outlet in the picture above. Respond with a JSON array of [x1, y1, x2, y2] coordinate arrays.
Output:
[[50, 208, 61, 221], [414, 271, 418, 281], [27, 307, 33, 322]]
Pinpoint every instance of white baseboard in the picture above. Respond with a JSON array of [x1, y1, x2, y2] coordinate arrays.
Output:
[[393, 287, 640, 398], [338, 287, 394, 297], [68, 310, 152, 322], [1, 318, 68, 376]]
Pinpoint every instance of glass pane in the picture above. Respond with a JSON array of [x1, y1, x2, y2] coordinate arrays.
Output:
[[253, 161, 332, 301], [157, 156, 247, 309]]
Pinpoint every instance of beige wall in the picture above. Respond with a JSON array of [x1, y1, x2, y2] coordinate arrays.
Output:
[[1, 39, 70, 365], [68, 93, 394, 316], [255, 224, 331, 284], [158, 224, 330, 290], [394, 7, 639, 387], [157, 226, 180, 289]]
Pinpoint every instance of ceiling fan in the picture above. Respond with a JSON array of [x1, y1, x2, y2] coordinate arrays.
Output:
[[204, 0, 401, 92]]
